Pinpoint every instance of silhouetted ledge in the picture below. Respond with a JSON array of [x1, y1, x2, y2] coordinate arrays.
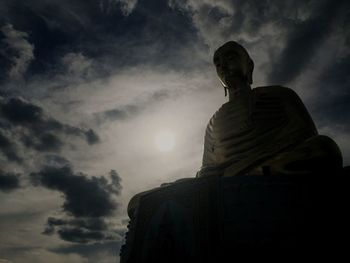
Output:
[[120, 168, 349, 262]]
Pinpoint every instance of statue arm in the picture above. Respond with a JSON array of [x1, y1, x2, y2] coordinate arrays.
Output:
[[272, 86, 318, 136], [201, 126, 215, 166], [198, 120, 224, 177]]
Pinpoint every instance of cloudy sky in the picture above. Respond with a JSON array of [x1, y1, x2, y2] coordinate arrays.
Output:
[[0, 0, 349, 262]]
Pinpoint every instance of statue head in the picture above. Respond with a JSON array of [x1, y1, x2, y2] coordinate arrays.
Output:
[[213, 41, 254, 89]]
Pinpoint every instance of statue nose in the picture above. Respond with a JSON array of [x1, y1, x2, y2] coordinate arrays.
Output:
[[221, 62, 229, 71]]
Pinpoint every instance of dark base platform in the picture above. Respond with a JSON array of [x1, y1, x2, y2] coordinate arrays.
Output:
[[121, 170, 349, 262]]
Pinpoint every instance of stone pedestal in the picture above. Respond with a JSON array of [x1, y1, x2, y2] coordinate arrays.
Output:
[[120, 169, 349, 262]]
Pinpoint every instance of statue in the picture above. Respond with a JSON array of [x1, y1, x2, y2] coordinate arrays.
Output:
[[121, 41, 349, 263], [197, 41, 343, 177]]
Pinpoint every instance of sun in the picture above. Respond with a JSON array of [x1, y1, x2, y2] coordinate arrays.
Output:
[[154, 130, 176, 152]]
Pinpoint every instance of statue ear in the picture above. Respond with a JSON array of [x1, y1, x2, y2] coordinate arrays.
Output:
[[247, 58, 254, 84]]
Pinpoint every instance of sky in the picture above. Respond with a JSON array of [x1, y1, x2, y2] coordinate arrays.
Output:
[[0, 0, 349, 262]]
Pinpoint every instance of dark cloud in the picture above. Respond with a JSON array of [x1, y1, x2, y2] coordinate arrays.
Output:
[[310, 54, 350, 132], [47, 217, 109, 232], [169, 0, 315, 43], [0, 170, 20, 191], [84, 129, 100, 145], [30, 166, 120, 217], [95, 89, 176, 124], [43, 217, 117, 243], [30, 165, 123, 243], [0, 23, 34, 80], [108, 170, 123, 195], [43, 217, 67, 234], [44, 154, 71, 167], [0, 97, 98, 140], [1, 97, 43, 123], [99, 104, 142, 123], [268, 0, 345, 84], [0, 97, 99, 160], [0, 0, 203, 85], [57, 227, 111, 244], [302, 10, 350, 133], [22, 132, 63, 152], [0, 130, 22, 163], [170, 0, 348, 87], [51, 241, 123, 259]]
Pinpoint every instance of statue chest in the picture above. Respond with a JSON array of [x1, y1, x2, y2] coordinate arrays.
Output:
[[205, 94, 288, 164]]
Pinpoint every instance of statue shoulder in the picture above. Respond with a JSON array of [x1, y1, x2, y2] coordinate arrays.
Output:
[[209, 102, 231, 121], [253, 85, 317, 132], [253, 85, 300, 100], [253, 85, 305, 106]]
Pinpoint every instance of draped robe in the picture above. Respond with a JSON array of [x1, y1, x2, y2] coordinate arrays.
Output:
[[198, 86, 318, 177]]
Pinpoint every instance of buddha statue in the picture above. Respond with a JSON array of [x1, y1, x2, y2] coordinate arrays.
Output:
[[197, 41, 343, 177]]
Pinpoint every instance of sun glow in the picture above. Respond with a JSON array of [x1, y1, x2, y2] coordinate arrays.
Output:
[[154, 130, 176, 152]]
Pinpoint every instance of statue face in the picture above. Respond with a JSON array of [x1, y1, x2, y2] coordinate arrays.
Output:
[[213, 42, 253, 88]]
